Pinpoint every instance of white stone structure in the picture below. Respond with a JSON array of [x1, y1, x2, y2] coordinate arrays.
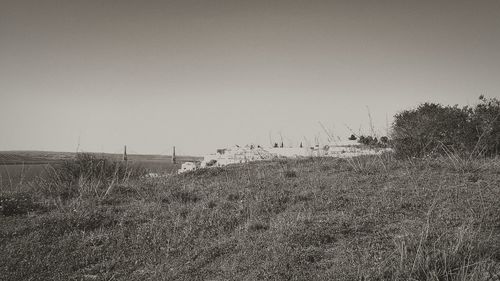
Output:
[[267, 147, 312, 158], [178, 140, 392, 173], [178, 162, 198, 174], [266, 140, 391, 158], [200, 145, 273, 168]]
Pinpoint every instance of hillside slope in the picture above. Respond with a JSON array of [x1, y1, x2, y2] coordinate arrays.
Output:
[[1, 156, 500, 280]]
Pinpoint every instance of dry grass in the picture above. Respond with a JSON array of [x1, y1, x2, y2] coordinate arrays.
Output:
[[1, 155, 500, 280]]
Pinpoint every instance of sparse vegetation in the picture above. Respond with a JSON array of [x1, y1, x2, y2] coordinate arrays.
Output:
[[1, 155, 499, 280]]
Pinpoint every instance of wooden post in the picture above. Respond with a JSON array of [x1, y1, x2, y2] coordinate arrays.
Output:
[[172, 146, 176, 164], [123, 145, 128, 161]]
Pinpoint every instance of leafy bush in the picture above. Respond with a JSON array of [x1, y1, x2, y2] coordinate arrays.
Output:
[[391, 96, 500, 158], [470, 95, 500, 155]]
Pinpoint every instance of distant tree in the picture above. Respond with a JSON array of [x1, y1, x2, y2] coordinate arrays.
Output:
[[364, 136, 374, 145], [357, 135, 379, 146], [348, 134, 357, 140]]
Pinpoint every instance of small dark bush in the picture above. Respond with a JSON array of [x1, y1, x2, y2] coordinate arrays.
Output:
[[205, 159, 217, 167], [206, 200, 217, 208], [283, 169, 297, 178], [247, 221, 269, 232], [288, 221, 338, 247], [0, 193, 45, 216], [171, 189, 200, 204], [227, 193, 241, 201], [357, 135, 387, 147], [187, 166, 224, 177]]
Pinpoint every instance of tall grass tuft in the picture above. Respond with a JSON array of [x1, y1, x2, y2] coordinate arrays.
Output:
[[345, 153, 393, 174], [390, 218, 499, 280], [36, 153, 145, 203]]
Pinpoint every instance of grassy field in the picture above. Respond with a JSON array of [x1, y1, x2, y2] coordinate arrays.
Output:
[[1, 154, 500, 280]]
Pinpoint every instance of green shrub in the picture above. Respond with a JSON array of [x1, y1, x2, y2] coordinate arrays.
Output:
[[391, 96, 500, 158], [470, 95, 500, 155]]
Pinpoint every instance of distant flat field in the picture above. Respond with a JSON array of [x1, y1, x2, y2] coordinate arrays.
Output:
[[0, 151, 201, 165], [0, 151, 202, 186], [0, 164, 51, 188]]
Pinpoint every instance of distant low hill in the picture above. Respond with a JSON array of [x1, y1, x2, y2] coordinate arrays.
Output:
[[0, 151, 202, 165]]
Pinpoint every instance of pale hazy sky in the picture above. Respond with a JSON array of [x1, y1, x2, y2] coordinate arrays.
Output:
[[1, 0, 499, 155]]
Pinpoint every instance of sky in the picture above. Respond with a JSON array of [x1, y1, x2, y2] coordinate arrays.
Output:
[[1, 0, 499, 156]]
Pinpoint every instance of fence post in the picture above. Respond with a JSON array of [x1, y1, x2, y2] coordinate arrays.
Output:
[[123, 145, 128, 162], [172, 146, 176, 164]]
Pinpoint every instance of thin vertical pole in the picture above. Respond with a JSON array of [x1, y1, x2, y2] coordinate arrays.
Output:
[[172, 146, 176, 164], [123, 145, 128, 161]]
